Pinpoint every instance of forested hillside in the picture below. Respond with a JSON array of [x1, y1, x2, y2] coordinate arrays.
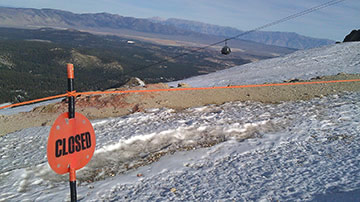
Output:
[[0, 27, 252, 103]]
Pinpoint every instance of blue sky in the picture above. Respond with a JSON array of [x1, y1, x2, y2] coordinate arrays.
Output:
[[0, 0, 359, 40]]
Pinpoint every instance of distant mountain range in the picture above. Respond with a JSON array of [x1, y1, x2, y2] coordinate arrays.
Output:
[[0, 7, 334, 50], [151, 18, 334, 49], [0, 7, 197, 36]]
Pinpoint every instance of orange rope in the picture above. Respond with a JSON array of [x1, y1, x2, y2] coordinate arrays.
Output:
[[1, 79, 359, 110], [0, 93, 67, 110], [77, 79, 360, 95], [66, 91, 77, 97]]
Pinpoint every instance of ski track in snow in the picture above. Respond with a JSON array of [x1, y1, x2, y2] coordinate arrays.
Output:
[[1, 91, 360, 201]]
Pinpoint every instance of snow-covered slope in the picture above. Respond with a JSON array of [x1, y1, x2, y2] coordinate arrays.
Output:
[[1, 93, 360, 201], [1, 42, 360, 201], [169, 42, 360, 87]]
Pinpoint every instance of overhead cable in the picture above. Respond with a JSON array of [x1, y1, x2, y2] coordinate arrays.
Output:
[[127, 0, 346, 75]]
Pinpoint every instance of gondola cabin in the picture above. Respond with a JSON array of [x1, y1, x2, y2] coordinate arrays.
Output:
[[221, 45, 231, 55]]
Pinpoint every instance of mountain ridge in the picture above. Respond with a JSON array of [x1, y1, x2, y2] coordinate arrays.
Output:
[[151, 17, 334, 49], [0, 7, 333, 50], [0, 7, 198, 36]]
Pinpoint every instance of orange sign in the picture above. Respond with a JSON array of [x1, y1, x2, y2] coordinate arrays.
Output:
[[47, 112, 96, 174]]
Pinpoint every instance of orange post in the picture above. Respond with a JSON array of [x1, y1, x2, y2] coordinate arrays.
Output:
[[67, 64, 74, 79], [69, 167, 76, 182], [67, 64, 75, 119], [47, 64, 95, 202], [68, 64, 76, 202], [69, 167, 77, 202]]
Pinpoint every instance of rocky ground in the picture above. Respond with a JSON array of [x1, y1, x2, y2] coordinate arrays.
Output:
[[1, 73, 360, 136]]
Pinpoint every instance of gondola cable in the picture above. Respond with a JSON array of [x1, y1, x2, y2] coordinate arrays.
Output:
[[118, 0, 346, 82]]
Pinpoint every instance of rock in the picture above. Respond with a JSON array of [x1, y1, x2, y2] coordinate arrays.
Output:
[[284, 78, 302, 83], [124, 77, 146, 87], [177, 83, 191, 88], [132, 104, 141, 112], [311, 76, 324, 80], [343, 29, 360, 42]]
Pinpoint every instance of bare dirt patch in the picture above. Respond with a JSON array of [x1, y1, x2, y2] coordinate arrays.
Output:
[[1, 73, 360, 136]]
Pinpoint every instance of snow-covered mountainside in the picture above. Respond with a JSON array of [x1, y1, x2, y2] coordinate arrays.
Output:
[[1, 42, 360, 201], [169, 42, 360, 87], [1, 93, 360, 201]]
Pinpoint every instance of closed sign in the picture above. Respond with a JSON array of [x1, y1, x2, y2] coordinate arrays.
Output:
[[47, 112, 96, 174]]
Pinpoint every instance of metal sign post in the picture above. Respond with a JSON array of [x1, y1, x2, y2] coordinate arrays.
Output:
[[68, 64, 75, 119], [68, 63, 76, 201], [47, 64, 96, 202]]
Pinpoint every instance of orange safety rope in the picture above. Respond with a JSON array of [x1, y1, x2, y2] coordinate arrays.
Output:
[[0, 93, 68, 110], [67, 91, 77, 97], [1, 79, 360, 110], [76, 79, 360, 96]]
